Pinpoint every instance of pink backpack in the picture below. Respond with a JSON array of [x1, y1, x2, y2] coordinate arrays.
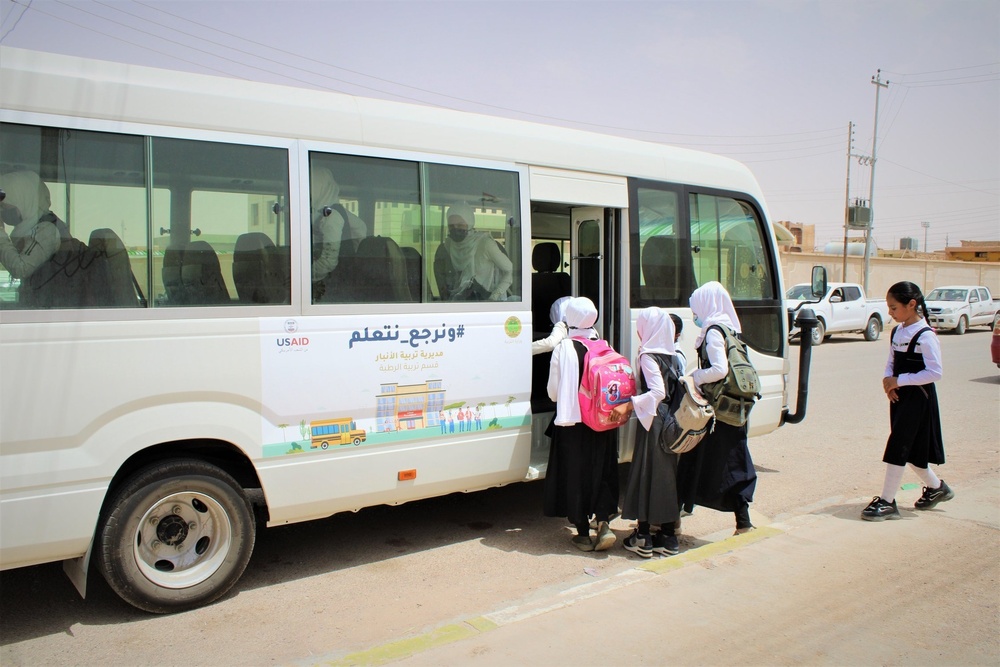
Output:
[[572, 337, 637, 431]]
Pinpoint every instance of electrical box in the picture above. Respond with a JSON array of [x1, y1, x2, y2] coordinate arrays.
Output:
[[847, 206, 871, 229]]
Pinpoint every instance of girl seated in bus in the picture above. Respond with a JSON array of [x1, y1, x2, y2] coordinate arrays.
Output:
[[433, 203, 513, 301], [542, 297, 619, 552], [0, 170, 67, 281]]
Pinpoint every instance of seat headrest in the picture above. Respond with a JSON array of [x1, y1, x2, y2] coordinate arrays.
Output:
[[532, 242, 561, 273]]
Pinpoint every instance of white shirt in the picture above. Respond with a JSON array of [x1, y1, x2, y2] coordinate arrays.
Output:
[[884, 319, 943, 386], [631, 354, 668, 431], [691, 328, 728, 389]]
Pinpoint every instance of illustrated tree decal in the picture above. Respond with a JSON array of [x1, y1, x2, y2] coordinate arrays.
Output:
[[506, 395, 515, 416], [490, 401, 498, 418], [299, 420, 308, 441], [278, 423, 289, 442]]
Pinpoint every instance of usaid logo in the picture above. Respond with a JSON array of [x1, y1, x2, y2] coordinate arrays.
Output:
[[277, 319, 309, 347]]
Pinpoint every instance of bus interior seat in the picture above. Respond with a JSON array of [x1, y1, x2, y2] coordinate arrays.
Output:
[[399, 245, 423, 302], [88, 228, 141, 307], [162, 245, 186, 305], [347, 235, 411, 303], [267, 244, 292, 304], [181, 240, 230, 305], [233, 232, 277, 303], [531, 242, 570, 337], [641, 236, 694, 303]]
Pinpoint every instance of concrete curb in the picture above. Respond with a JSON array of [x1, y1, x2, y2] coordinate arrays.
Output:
[[316, 524, 785, 666]]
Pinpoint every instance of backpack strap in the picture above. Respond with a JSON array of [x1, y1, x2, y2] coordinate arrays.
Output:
[[905, 327, 934, 354], [572, 339, 588, 390]]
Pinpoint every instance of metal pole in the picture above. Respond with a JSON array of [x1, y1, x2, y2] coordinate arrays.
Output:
[[922, 221, 930, 253], [863, 70, 888, 293], [842, 122, 852, 282]]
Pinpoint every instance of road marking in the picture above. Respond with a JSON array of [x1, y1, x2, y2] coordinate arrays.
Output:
[[316, 524, 783, 666]]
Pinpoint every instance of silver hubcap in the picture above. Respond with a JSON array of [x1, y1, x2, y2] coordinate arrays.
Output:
[[134, 491, 233, 589]]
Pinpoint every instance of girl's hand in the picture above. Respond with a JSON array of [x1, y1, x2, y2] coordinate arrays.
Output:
[[882, 376, 899, 393], [610, 403, 631, 422]]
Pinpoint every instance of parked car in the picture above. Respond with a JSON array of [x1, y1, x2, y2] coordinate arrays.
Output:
[[924, 286, 1000, 335], [786, 282, 889, 346]]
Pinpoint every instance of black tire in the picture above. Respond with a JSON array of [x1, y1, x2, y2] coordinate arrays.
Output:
[[321, 442, 329, 449], [864, 316, 881, 341], [809, 319, 825, 346], [954, 316, 967, 335], [96, 459, 255, 614], [352, 437, 362, 446]]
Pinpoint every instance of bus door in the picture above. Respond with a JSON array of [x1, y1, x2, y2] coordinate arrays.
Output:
[[572, 207, 604, 331], [571, 206, 626, 349]]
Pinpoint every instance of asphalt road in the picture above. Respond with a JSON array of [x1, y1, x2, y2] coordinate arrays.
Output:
[[1, 327, 998, 666]]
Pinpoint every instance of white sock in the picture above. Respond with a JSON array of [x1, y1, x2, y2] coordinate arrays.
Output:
[[909, 464, 941, 489], [881, 464, 906, 502]]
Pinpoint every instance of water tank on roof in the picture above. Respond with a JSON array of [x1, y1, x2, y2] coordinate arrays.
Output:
[[900, 237, 917, 251], [824, 240, 872, 256]]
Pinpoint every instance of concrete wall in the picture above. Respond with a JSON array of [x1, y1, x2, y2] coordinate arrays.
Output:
[[781, 252, 1000, 297]]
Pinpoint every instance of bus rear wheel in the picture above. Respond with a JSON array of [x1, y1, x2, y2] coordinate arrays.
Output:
[[96, 459, 255, 614]]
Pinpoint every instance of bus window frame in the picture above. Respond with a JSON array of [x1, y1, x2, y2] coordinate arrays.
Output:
[[0, 111, 531, 322], [628, 178, 784, 356]]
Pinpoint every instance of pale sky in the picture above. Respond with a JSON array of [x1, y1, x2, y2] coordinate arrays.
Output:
[[2, 0, 997, 253]]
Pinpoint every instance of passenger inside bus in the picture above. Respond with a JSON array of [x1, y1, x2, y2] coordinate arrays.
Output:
[[433, 203, 513, 301], [310, 167, 367, 302], [0, 170, 67, 280]]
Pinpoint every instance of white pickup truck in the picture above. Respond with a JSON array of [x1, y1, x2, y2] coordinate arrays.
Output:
[[786, 282, 889, 346], [925, 285, 1000, 334]]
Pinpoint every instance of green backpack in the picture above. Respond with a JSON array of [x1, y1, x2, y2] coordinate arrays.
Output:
[[698, 324, 761, 427]]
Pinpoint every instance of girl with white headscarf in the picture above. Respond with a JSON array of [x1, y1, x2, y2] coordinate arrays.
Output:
[[0, 171, 66, 280], [433, 203, 513, 301], [310, 167, 368, 300], [678, 281, 757, 535], [612, 308, 683, 557], [531, 295, 571, 355], [543, 297, 620, 553]]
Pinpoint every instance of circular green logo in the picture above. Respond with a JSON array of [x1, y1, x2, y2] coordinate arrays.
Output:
[[504, 316, 522, 338]]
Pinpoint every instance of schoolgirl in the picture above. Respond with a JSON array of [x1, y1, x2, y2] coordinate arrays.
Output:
[[862, 281, 952, 521], [612, 308, 682, 557], [531, 296, 571, 355], [676, 282, 757, 534], [542, 297, 620, 552]]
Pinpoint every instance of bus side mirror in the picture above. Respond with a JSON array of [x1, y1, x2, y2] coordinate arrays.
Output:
[[811, 266, 827, 299]]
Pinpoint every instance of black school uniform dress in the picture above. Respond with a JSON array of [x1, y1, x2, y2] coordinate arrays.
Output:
[[884, 324, 945, 467], [621, 353, 681, 526], [676, 333, 756, 513], [543, 340, 620, 527]]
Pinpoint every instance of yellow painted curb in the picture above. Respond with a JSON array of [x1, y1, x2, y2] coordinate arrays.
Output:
[[637, 525, 783, 575], [323, 616, 498, 667]]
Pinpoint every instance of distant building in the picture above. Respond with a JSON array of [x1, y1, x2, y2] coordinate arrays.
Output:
[[776, 221, 815, 253], [944, 240, 1000, 263]]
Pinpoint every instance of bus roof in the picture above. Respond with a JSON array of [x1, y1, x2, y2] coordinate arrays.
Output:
[[0, 46, 764, 202]]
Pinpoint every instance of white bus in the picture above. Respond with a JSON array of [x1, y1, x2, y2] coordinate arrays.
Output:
[[0, 47, 817, 613]]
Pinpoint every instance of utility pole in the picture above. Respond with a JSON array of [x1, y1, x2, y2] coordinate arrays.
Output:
[[842, 121, 853, 282], [863, 70, 888, 293], [921, 221, 930, 254]]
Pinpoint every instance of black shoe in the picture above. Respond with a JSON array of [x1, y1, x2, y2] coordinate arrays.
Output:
[[623, 530, 653, 558], [914, 480, 954, 510], [861, 496, 900, 521], [651, 531, 679, 556]]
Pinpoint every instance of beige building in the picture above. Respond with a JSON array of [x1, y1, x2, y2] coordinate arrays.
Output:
[[944, 240, 1000, 263], [776, 221, 816, 253]]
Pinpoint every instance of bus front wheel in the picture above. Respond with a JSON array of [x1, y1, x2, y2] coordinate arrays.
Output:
[[96, 459, 255, 614]]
